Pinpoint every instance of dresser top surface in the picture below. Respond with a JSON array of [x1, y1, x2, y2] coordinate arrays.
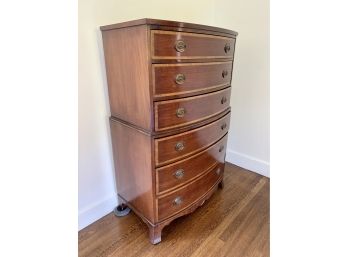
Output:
[[100, 18, 238, 36]]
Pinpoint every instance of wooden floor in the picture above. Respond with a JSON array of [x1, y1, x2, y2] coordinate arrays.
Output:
[[78, 163, 270, 257]]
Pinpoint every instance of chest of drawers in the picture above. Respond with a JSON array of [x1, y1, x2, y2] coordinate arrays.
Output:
[[100, 18, 237, 244]]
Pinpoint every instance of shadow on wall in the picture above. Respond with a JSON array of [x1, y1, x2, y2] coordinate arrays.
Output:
[[95, 28, 118, 196]]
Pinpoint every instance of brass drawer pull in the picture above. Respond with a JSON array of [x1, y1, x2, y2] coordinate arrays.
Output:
[[175, 40, 186, 52], [221, 123, 227, 130], [222, 70, 229, 78], [176, 107, 185, 118], [173, 196, 183, 205], [173, 169, 184, 179], [221, 96, 227, 104], [216, 167, 221, 175], [224, 43, 231, 53], [175, 74, 186, 84], [175, 141, 185, 151], [219, 145, 225, 152]]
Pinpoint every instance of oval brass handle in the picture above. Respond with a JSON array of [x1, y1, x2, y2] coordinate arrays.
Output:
[[175, 141, 185, 151], [173, 169, 184, 179], [173, 196, 183, 205], [176, 107, 185, 118], [175, 40, 186, 52], [222, 70, 228, 78], [219, 145, 225, 152], [224, 43, 231, 53], [221, 123, 227, 130], [216, 167, 221, 175], [175, 74, 186, 85], [221, 96, 227, 104]]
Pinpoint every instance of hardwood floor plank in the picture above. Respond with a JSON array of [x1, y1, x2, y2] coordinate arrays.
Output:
[[189, 176, 267, 257], [79, 163, 270, 257], [241, 218, 270, 257], [219, 183, 268, 242], [79, 215, 145, 257], [219, 184, 269, 257]]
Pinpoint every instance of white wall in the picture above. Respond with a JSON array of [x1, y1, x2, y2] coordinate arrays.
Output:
[[78, 0, 216, 230], [79, 0, 269, 230], [214, 0, 270, 177]]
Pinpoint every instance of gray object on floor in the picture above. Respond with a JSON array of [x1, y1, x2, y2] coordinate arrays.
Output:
[[114, 204, 131, 217]]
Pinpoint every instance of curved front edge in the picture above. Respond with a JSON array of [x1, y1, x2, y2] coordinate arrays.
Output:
[[147, 175, 223, 244]]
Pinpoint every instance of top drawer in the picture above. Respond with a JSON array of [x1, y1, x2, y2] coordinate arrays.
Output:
[[151, 30, 235, 62]]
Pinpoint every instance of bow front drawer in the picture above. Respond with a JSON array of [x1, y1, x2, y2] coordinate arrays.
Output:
[[155, 113, 230, 166], [101, 18, 238, 245], [151, 30, 235, 62], [154, 87, 231, 131], [157, 163, 223, 221], [156, 134, 228, 194], [153, 61, 233, 99]]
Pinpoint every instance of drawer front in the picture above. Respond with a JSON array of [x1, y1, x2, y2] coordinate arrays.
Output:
[[156, 134, 228, 195], [155, 87, 231, 131], [151, 30, 235, 61], [157, 163, 224, 221], [155, 112, 230, 166], [153, 62, 233, 98]]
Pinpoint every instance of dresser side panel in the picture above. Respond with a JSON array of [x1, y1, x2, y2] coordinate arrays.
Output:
[[102, 25, 152, 130], [110, 120, 155, 222]]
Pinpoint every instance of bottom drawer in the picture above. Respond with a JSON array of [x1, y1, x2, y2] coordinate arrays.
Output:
[[157, 163, 224, 221]]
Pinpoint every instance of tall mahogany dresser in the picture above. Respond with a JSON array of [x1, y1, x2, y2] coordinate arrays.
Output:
[[100, 19, 237, 244]]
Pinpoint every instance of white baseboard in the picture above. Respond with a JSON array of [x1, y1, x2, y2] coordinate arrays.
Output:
[[78, 194, 118, 230], [225, 149, 270, 177]]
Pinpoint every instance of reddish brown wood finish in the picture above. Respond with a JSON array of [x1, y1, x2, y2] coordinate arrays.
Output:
[[155, 113, 230, 166], [109, 107, 230, 139], [110, 120, 155, 223], [146, 171, 223, 244], [151, 30, 235, 61], [151, 26, 236, 40], [101, 25, 152, 130], [156, 134, 228, 195], [157, 163, 224, 221], [155, 87, 231, 131], [101, 19, 237, 244], [100, 18, 238, 37], [152, 61, 233, 99]]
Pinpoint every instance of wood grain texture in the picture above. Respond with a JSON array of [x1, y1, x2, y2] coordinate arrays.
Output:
[[156, 135, 228, 195], [152, 30, 235, 62], [110, 120, 155, 223], [100, 18, 238, 37], [102, 25, 152, 130], [109, 108, 230, 138], [142, 175, 223, 244], [155, 112, 230, 166], [101, 19, 238, 245], [157, 163, 224, 221], [78, 163, 270, 257], [151, 26, 236, 40], [152, 61, 233, 99], [155, 87, 231, 131]]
